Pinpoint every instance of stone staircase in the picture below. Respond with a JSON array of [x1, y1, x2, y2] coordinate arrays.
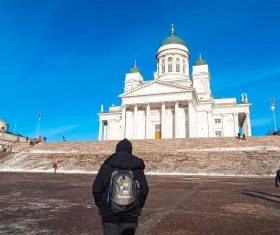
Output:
[[27, 136, 280, 153], [1, 136, 279, 176]]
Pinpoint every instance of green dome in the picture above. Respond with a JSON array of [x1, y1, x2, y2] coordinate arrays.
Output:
[[159, 34, 186, 48], [194, 53, 207, 66], [159, 24, 186, 48], [128, 60, 142, 75]]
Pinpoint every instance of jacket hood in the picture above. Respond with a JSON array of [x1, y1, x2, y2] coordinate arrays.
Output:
[[104, 152, 145, 170], [104, 138, 145, 170], [115, 138, 132, 154]]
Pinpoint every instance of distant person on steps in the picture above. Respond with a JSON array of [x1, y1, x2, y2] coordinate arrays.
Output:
[[275, 167, 280, 187], [92, 138, 149, 235], [53, 161, 58, 174]]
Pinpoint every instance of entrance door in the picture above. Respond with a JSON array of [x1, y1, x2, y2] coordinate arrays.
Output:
[[155, 124, 161, 139]]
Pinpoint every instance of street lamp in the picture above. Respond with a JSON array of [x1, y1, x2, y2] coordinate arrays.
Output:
[[36, 113, 42, 137], [268, 98, 277, 131]]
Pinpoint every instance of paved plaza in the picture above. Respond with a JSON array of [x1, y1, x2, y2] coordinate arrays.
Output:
[[1, 173, 280, 234]]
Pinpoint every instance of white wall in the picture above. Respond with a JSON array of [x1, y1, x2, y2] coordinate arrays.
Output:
[[212, 113, 235, 137], [107, 120, 120, 140], [197, 111, 209, 137]]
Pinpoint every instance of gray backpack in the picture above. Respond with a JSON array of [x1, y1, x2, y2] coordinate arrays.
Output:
[[107, 169, 140, 213]]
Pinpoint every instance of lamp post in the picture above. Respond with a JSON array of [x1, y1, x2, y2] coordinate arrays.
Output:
[[13, 120, 17, 134], [36, 113, 42, 137], [268, 98, 277, 131]]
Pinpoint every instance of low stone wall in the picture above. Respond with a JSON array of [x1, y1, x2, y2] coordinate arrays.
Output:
[[0, 132, 28, 143]]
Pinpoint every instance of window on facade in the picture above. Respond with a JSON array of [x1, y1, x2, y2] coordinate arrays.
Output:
[[162, 59, 165, 64], [162, 65, 165, 74], [168, 64, 172, 72], [176, 58, 180, 62], [215, 119, 221, 124], [155, 124, 161, 131], [215, 131, 222, 137], [176, 64, 180, 72], [183, 65, 185, 73]]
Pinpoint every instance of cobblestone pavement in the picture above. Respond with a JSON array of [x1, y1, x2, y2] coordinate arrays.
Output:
[[1, 173, 280, 234]]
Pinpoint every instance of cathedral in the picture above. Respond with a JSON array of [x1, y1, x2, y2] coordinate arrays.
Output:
[[98, 25, 252, 140]]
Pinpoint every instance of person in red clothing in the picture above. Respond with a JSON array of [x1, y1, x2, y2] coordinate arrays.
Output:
[[53, 161, 58, 174]]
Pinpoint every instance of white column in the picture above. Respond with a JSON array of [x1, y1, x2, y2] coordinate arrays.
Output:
[[246, 112, 252, 136], [103, 121, 107, 140], [98, 121, 103, 141], [221, 114, 226, 137], [207, 111, 213, 137], [133, 104, 138, 139], [234, 113, 239, 136], [175, 101, 180, 138], [121, 105, 126, 139], [145, 103, 150, 139], [188, 101, 193, 137], [161, 102, 166, 138]]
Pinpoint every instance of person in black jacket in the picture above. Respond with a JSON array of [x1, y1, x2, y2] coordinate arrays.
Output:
[[92, 138, 149, 235], [275, 167, 280, 187]]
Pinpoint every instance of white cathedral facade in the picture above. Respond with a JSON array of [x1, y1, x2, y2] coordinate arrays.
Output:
[[98, 25, 252, 140]]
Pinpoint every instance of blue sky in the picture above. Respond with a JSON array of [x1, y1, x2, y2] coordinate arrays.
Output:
[[0, 0, 279, 141]]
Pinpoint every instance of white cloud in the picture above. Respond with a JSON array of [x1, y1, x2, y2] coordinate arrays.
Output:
[[251, 118, 272, 127], [214, 66, 280, 91]]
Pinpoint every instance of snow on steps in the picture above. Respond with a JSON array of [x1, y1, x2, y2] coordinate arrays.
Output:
[[1, 136, 279, 177]]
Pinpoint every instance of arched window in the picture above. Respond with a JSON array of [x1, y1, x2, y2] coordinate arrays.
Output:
[[176, 64, 180, 72], [162, 65, 165, 74], [168, 64, 172, 72]]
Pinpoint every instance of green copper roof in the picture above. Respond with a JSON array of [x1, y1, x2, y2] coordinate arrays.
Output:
[[128, 60, 142, 75], [194, 53, 207, 66], [159, 24, 186, 48]]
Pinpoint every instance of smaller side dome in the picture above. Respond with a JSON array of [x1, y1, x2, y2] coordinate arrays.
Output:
[[128, 60, 142, 75], [194, 52, 207, 66]]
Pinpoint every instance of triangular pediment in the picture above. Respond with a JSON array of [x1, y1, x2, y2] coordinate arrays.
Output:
[[119, 80, 191, 97]]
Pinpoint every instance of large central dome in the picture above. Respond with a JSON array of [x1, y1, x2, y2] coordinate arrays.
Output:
[[159, 24, 186, 48]]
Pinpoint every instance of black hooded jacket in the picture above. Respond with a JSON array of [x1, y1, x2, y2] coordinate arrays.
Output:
[[92, 139, 149, 216]]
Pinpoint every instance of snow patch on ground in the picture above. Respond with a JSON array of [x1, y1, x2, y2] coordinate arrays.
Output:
[[29, 149, 78, 154], [176, 146, 280, 152], [0, 168, 274, 178]]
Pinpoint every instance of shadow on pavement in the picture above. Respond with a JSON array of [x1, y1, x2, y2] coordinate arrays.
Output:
[[243, 190, 280, 204]]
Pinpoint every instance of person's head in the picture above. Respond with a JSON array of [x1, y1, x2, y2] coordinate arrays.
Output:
[[115, 138, 132, 154]]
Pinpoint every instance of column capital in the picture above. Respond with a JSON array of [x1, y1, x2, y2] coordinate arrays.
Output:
[[206, 110, 213, 114], [122, 104, 127, 109], [245, 112, 250, 116], [133, 103, 140, 107], [174, 100, 180, 104], [221, 113, 227, 117], [188, 100, 194, 104], [233, 113, 239, 117], [161, 101, 166, 105], [145, 102, 151, 106]]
